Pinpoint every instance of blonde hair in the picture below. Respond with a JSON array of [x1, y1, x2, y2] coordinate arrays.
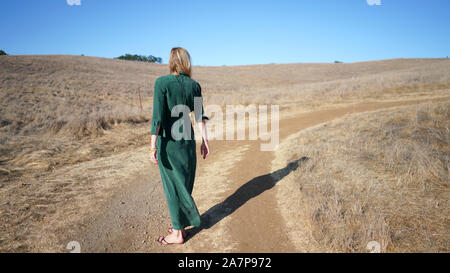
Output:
[[169, 47, 192, 77]]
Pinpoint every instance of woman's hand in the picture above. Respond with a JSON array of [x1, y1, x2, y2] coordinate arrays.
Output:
[[201, 140, 210, 159], [149, 149, 158, 165]]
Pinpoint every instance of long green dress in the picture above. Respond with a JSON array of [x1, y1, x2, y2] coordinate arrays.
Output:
[[150, 71, 208, 230]]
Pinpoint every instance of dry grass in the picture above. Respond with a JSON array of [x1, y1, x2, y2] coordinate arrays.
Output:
[[193, 58, 450, 108], [1, 55, 450, 252], [0, 55, 161, 182], [1, 56, 449, 177], [0, 55, 157, 138], [275, 100, 449, 252], [1, 56, 449, 140]]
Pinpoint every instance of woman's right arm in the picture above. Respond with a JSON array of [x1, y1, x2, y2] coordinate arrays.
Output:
[[149, 78, 164, 165]]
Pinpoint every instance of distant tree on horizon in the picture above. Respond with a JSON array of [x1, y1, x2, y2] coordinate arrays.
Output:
[[115, 54, 162, 63], [0, 50, 7, 56]]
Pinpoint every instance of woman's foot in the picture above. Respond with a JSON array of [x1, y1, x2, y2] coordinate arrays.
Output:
[[157, 230, 184, 245]]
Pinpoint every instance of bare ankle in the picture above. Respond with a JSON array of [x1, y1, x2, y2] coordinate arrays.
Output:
[[172, 229, 183, 237]]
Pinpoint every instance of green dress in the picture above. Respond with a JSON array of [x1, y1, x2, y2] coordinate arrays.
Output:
[[150, 71, 208, 230]]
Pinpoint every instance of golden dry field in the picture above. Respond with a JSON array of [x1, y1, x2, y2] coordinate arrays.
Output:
[[0, 55, 449, 252]]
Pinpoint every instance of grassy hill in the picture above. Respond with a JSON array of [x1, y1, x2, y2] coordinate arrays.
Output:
[[1, 54, 449, 177], [0, 55, 449, 252], [1, 55, 449, 139]]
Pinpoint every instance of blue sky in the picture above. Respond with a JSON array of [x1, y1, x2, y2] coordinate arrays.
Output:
[[1, 0, 449, 66]]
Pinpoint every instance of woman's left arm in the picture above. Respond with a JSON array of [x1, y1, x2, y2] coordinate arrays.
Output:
[[194, 82, 210, 159]]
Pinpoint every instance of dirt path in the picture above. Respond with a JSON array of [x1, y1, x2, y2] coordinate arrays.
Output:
[[73, 96, 448, 253]]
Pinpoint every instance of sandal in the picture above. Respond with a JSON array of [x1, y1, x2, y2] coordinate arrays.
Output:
[[168, 226, 187, 239], [156, 236, 170, 245], [156, 235, 184, 245]]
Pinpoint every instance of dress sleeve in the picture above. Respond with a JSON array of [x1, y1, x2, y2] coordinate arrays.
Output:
[[194, 82, 209, 122], [150, 78, 165, 135]]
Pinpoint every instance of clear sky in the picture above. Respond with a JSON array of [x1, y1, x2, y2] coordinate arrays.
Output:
[[1, 0, 449, 66]]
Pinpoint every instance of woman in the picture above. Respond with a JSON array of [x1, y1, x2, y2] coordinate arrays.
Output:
[[149, 47, 210, 245]]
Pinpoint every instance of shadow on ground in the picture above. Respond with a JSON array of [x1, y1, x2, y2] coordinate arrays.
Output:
[[185, 156, 309, 241]]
